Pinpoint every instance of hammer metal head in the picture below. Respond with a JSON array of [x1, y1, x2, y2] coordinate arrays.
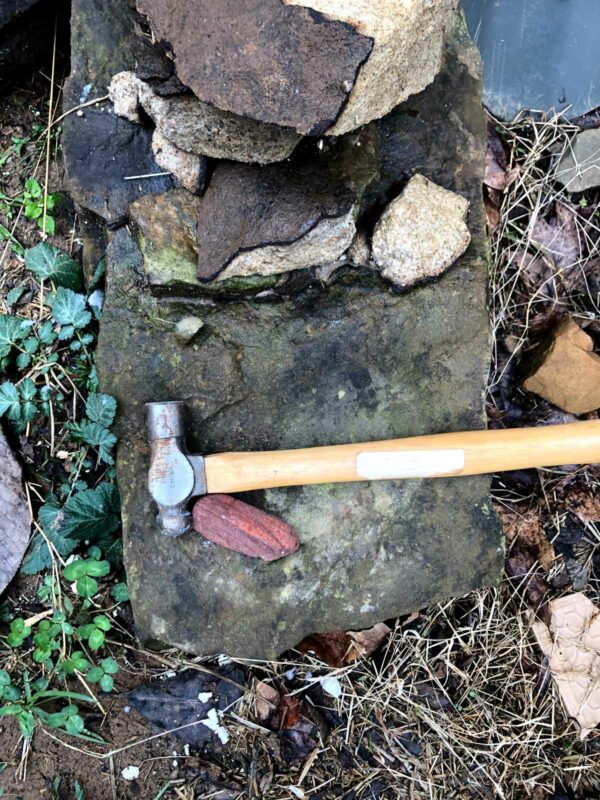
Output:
[[146, 401, 207, 536]]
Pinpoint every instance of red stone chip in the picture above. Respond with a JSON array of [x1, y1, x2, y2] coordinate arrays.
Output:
[[192, 494, 299, 562]]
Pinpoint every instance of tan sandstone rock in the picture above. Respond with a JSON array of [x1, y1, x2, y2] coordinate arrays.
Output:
[[371, 174, 470, 289], [138, 83, 301, 164], [109, 71, 300, 165], [522, 319, 600, 415], [152, 130, 205, 194], [285, 0, 457, 135]]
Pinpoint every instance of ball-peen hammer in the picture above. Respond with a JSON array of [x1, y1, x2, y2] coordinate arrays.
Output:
[[147, 401, 600, 537]]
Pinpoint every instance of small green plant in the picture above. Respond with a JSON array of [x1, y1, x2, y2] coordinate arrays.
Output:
[[0, 241, 126, 745], [22, 178, 60, 236], [64, 558, 111, 599], [86, 658, 119, 693], [0, 671, 21, 702]]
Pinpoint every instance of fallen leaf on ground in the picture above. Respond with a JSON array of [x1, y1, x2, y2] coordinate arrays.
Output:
[[533, 592, 600, 739], [485, 123, 519, 191], [126, 665, 245, 748], [346, 622, 391, 662], [495, 504, 554, 570], [565, 489, 600, 524], [296, 622, 391, 667], [255, 680, 280, 721]]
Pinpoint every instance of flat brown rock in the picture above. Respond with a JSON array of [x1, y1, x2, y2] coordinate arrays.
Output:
[[196, 161, 357, 282], [136, 0, 373, 136], [522, 319, 600, 414]]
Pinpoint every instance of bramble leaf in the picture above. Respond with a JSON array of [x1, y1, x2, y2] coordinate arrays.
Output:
[[66, 420, 116, 464], [85, 393, 116, 428], [62, 484, 121, 542], [0, 382, 20, 420]]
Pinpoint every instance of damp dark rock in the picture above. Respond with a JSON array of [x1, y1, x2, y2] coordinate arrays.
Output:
[[195, 160, 358, 282]]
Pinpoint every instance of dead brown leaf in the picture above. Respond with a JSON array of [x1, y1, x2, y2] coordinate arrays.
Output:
[[296, 631, 351, 667], [565, 488, 600, 524], [496, 504, 555, 570], [296, 622, 391, 667], [484, 191, 501, 231], [533, 592, 600, 739], [255, 680, 280, 722], [485, 144, 508, 191]]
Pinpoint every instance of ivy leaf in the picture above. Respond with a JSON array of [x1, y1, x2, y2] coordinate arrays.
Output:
[[47, 288, 91, 330], [62, 484, 121, 542], [24, 243, 83, 291], [0, 314, 27, 357], [86, 394, 116, 428], [0, 382, 20, 420]]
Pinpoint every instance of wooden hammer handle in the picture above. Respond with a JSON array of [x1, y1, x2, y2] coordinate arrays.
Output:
[[204, 420, 600, 494]]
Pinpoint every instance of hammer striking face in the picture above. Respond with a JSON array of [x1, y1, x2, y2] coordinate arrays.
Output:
[[146, 401, 600, 537]]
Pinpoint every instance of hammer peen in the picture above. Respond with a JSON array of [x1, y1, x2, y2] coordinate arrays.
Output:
[[146, 401, 600, 537]]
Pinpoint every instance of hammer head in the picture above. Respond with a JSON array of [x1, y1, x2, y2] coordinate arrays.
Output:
[[146, 402, 207, 536]]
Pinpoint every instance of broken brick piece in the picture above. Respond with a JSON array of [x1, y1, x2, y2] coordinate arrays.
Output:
[[192, 494, 299, 562]]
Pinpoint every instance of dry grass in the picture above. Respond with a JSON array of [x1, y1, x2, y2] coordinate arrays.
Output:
[[228, 582, 599, 800], [487, 111, 600, 403]]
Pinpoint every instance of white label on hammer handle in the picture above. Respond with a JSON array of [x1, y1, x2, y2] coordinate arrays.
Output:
[[356, 449, 465, 479]]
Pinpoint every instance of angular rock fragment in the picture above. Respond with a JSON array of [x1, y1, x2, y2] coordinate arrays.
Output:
[[109, 71, 301, 164], [196, 162, 357, 282], [108, 70, 143, 123], [129, 189, 200, 286], [521, 319, 600, 415], [371, 174, 471, 289], [139, 82, 301, 164], [286, 0, 456, 135], [174, 315, 204, 345], [556, 130, 600, 193], [152, 129, 206, 194], [136, 0, 373, 136]]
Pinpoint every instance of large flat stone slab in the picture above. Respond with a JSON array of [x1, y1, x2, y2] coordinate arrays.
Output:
[[91, 19, 502, 658]]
